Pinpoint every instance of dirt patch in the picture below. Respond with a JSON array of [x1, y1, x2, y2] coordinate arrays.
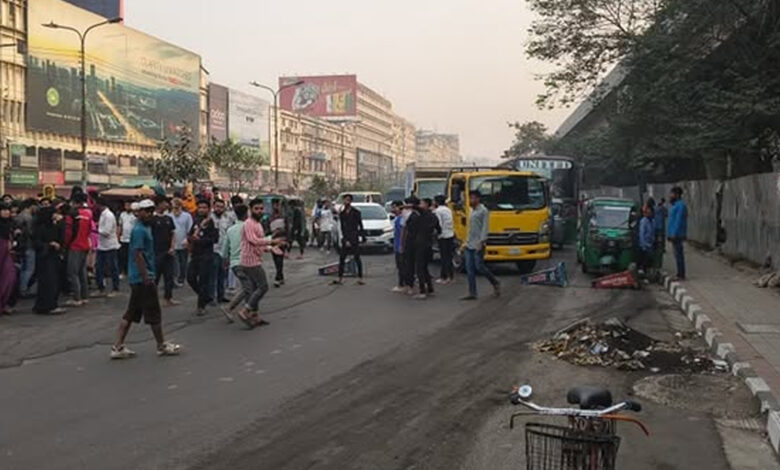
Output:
[[634, 374, 757, 419], [533, 319, 722, 374]]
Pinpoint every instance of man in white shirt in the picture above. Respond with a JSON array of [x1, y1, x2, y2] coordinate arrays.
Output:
[[96, 198, 121, 295], [170, 198, 193, 286], [118, 201, 136, 276], [434, 195, 455, 284]]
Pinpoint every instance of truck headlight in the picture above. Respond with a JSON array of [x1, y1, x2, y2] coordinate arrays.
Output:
[[539, 221, 551, 243]]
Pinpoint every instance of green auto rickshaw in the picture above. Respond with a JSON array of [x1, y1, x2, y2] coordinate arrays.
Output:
[[577, 197, 639, 274]]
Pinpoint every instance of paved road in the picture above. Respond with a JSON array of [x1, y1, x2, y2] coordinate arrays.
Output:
[[0, 249, 764, 469]]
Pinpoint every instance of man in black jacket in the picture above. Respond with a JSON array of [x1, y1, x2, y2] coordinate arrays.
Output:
[[333, 194, 365, 285], [187, 199, 219, 315], [413, 198, 440, 299]]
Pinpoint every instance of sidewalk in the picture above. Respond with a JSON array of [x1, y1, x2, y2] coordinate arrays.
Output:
[[662, 244, 780, 451]]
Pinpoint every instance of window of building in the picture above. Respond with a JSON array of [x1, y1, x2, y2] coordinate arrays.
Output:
[[8, 3, 16, 28], [65, 150, 82, 161], [87, 158, 108, 175], [137, 159, 152, 176], [108, 155, 118, 166], [39, 148, 62, 171]]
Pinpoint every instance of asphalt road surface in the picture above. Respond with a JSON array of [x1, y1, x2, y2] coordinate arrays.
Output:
[[0, 248, 769, 469]]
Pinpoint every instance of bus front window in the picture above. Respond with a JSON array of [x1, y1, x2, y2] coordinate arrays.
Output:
[[470, 176, 546, 211]]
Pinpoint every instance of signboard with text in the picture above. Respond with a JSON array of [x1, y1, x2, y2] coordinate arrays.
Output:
[[8, 170, 39, 186], [279, 75, 358, 121], [208, 83, 229, 142], [64, 0, 122, 19], [28, 0, 201, 144], [228, 89, 268, 148]]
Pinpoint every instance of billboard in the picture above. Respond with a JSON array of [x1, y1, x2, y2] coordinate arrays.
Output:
[[208, 84, 229, 142], [228, 89, 268, 148], [64, 0, 122, 18], [28, 0, 201, 144], [279, 75, 357, 121]]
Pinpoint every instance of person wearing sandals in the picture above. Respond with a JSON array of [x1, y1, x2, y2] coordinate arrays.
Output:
[[111, 199, 180, 359], [234, 197, 284, 329]]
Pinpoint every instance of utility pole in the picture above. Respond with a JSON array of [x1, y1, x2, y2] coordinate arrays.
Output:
[[42, 17, 122, 189], [250, 79, 304, 191]]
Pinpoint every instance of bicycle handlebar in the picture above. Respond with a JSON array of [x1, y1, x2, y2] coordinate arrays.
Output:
[[508, 392, 642, 418]]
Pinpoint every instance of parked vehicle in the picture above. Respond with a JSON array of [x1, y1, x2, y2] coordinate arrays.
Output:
[[576, 197, 638, 274], [334, 202, 394, 253], [447, 168, 551, 273], [337, 191, 384, 205]]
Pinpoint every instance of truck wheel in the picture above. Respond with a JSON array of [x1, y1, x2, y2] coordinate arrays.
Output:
[[516, 261, 536, 274]]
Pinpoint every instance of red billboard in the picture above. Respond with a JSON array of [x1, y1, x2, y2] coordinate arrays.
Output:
[[279, 75, 358, 121]]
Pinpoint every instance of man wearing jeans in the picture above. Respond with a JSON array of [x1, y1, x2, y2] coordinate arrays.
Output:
[[461, 191, 500, 301], [667, 186, 688, 280], [66, 192, 92, 307], [170, 198, 192, 286], [95, 198, 120, 296]]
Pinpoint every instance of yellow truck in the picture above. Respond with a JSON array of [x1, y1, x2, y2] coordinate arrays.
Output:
[[447, 168, 551, 273]]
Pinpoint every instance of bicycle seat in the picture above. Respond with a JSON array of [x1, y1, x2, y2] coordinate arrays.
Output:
[[567, 386, 613, 410]]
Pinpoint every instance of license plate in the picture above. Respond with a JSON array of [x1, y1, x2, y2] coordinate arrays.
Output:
[[509, 248, 522, 255]]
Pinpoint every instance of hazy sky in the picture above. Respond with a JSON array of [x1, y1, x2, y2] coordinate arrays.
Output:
[[125, 0, 572, 161]]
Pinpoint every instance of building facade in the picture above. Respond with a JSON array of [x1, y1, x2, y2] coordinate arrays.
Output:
[[272, 108, 356, 191], [415, 130, 461, 166]]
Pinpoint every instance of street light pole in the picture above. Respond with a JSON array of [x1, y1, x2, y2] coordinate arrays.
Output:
[[250, 80, 303, 191], [43, 17, 122, 189]]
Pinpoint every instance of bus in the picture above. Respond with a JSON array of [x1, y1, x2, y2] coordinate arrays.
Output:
[[500, 155, 581, 246]]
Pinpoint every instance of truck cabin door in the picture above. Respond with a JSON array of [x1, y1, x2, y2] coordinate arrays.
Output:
[[449, 177, 468, 242]]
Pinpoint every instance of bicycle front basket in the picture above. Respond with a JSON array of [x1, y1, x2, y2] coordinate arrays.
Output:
[[525, 422, 620, 470]]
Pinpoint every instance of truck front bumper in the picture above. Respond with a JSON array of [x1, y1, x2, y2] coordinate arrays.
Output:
[[484, 243, 551, 261]]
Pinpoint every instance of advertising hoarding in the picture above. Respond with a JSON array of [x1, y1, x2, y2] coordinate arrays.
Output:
[[64, 0, 122, 18], [279, 75, 358, 121], [208, 84, 229, 142], [228, 89, 268, 148], [28, 0, 201, 144]]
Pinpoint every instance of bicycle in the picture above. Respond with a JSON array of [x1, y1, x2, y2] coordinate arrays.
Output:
[[508, 385, 648, 470]]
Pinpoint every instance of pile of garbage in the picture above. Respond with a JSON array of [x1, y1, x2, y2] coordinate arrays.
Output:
[[755, 271, 780, 289], [534, 319, 726, 374]]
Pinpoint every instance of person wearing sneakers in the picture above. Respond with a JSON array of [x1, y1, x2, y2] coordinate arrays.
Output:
[[434, 195, 455, 285], [460, 190, 500, 301], [111, 199, 180, 359], [151, 197, 179, 307], [95, 198, 121, 297], [220, 204, 248, 322], [234, 197, 283, 328], [390, 201, 406, 293], [65, 192, 92, 307], [333, 194, 365, 286]]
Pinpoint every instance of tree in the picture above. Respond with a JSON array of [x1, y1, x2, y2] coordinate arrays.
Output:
[[147, 125, 209, 187], [504, 121, 552, 158], [203, 138, 266, 194]]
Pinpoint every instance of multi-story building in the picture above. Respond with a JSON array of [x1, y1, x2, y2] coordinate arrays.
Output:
[[415, 130, 461, 166], [0, 0, 204, 196], [277, 75, 417, 188], [272, 108, 356, 191]]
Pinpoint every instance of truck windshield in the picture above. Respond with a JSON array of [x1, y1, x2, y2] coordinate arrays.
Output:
[[416, 179, 447, 200], [469, 175, 546, 211], [356, 205, 389, 220], [591, 206, 632, 228]]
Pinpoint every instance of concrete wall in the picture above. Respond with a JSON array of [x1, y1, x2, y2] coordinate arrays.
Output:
[[588, 173, 780, 268]]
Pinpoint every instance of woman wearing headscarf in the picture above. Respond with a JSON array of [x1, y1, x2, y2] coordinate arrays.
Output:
[[0, 203, 17, 315], [33, 205, 66, 314]]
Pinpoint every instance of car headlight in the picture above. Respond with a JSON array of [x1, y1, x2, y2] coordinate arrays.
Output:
[[383, 226, 394, 234]]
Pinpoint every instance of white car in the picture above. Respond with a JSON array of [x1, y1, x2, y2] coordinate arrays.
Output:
[[334, 202, 394, 253]]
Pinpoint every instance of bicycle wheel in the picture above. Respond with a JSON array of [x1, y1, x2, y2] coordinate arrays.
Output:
[[525, 422, 620, 470]]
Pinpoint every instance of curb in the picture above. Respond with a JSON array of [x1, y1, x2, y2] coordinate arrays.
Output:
[[662, 274, 780, 454]]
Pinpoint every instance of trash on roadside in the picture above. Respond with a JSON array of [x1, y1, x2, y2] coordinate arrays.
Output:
[[533, 319, 721, 374], [755, 272, 780, 289], [712, 359, 729, 372], [591, 269, 639, 289]]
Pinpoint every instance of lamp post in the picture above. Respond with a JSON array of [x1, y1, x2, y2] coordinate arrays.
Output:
[[249, 80, 304, 190], [42, 17, 122, 189]]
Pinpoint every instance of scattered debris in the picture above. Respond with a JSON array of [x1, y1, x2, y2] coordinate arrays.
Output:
[[755, 271, 780, 289], [534, 318, 719, 374], [592, 270, 639, 289], [519, 262, 568, 287]]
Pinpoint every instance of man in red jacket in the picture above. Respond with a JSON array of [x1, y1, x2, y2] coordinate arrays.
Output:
[[65, 192, 92, 306]]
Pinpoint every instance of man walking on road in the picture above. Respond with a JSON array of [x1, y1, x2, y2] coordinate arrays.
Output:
[[110, 199, 180, 359], [211, 199, 234, 303], [188, 199, 219, 315], [390, 201, 406, 293], [118, 201, 136, 276], [412, 198, 440, 300], [235, 198, 282, 328], [667, 186, 688, 281], [333, 194, 365, 286], [401, 197, 419, 295], [65, 192, 92, 307], [433, 195, 455, 284], [461, 191, 500, 301], [220, 204, 248, 322], [95, 198, 120, 296], [152, 198, 179, 307]]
